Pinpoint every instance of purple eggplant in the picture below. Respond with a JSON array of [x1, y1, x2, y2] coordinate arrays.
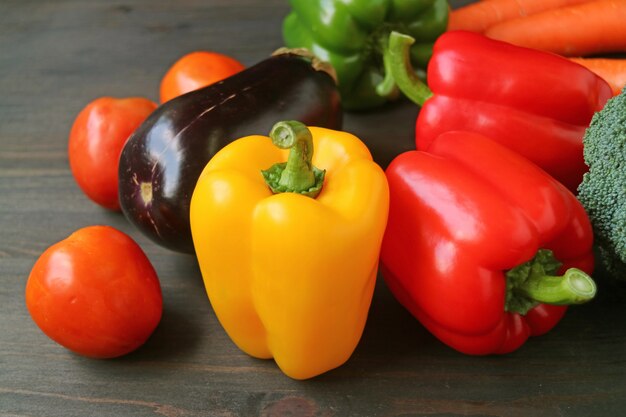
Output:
[[118, 50, 342, 253]]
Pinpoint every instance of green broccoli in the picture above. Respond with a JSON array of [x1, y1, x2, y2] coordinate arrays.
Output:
[[577, 89, 626, 279]]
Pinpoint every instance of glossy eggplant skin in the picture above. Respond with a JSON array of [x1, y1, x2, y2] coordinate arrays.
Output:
[[118, 52, 342, 253]]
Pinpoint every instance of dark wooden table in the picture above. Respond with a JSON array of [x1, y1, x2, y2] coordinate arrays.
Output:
[[2, 1, 626, 416]]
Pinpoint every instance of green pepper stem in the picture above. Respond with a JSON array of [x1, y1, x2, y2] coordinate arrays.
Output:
[[516, 268, 597, 305], [376, 35, 400, 99], [261, 121, 325, 198], [378, 31, 433, 106]]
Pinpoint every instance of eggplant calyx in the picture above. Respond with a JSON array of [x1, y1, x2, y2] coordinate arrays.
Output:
[[272, 47, 338, 85]]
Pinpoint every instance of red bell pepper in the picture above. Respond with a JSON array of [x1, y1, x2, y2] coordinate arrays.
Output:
[[385, 30, 612, 192], [380, 131, 597, 355]]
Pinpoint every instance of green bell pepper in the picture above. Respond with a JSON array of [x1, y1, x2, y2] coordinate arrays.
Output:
[[282, 0, 449, 110]]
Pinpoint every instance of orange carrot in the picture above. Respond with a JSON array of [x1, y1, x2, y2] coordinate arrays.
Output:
[[570, 58, 626, 96], [484, 0, 626, 56], [447, 0, 594, 33]]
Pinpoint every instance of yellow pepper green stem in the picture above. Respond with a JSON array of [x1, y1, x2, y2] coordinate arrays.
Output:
[[261, 121, 325, 198]]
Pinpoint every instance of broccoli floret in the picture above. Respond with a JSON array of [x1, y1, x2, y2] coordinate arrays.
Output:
[[577, 89, 626, 279]]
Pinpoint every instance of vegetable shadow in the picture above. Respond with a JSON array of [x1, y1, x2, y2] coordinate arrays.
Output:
[[130, 254, 209, 361]]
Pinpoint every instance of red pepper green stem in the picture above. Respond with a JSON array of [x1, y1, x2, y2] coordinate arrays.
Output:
[[505, 249, 597, 315], [378, 31, 433, 106], [517, 268, 596, 305], [261, 121, 325, 198]]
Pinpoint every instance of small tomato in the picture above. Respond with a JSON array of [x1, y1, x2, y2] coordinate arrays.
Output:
[[25, 226, 163, 358], [159, 51, 245, 103], [68, 97, 157, 210]]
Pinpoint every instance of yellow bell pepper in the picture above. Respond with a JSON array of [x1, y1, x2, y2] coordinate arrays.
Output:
[[190, 121, 389, 379]]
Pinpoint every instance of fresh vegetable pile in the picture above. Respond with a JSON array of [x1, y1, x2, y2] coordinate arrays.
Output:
[[24, 0, 626, 380]]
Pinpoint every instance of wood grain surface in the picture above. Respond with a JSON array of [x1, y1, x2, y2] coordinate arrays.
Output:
[[2, 1, 625, 416]]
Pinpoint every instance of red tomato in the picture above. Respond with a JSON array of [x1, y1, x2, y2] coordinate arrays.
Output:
[[68, 97, 157, 210], [25, 226, 163, 358], [159, 51, 245, 103]]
